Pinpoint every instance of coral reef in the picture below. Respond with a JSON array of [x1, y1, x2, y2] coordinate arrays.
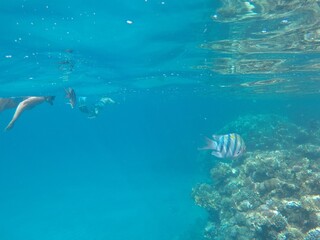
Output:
[[193, 114, 320, 239], [219, 114, 310, 151]]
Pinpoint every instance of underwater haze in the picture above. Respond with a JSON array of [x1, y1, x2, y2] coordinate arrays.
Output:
[[2, 0, 320, 240]]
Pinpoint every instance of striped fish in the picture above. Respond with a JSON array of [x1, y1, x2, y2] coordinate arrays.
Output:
[[200, 133, 246, 159]]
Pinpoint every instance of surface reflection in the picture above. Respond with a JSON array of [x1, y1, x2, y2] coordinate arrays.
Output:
[[199, 0, 320, 95]]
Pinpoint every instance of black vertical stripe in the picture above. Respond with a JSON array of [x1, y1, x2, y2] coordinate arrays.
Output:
[[225, 134, 231, 156], [231, 134, 238, 156], [218, 136, 224, 152]]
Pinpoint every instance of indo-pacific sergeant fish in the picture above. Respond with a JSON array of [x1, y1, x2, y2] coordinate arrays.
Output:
[[199, 133, 246, 158]]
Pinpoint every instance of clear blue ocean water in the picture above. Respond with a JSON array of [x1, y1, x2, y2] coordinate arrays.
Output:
[[1, 1, 320, 239]]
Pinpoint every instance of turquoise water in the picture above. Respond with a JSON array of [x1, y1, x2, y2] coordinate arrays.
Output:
[[1, 95, 210, 239], [1, 1, 320, 240]]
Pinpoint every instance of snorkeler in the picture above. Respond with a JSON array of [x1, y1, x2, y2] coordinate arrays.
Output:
[[5, 96, 55, 131], [65, 87, 76, 108], [0, 97, 25, 112], [78, 96, 115, 119]]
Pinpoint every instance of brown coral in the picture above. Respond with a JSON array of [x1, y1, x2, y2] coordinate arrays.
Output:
[[193, 115, 320, 239]]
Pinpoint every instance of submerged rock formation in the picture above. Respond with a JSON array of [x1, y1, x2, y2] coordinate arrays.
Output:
[[193, 114, 320, 239], [219, 114, 309, 151]]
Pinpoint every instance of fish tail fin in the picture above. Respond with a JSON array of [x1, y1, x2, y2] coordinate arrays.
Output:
[[198, 137, 218, 151]]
